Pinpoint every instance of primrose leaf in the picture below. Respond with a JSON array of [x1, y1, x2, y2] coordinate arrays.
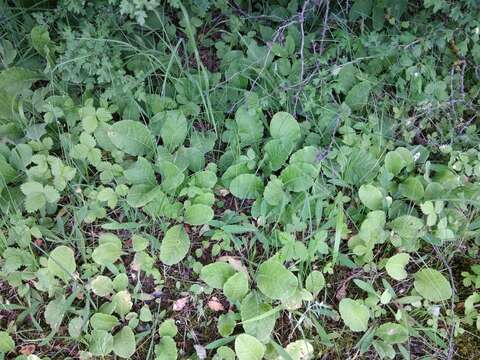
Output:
[[113, 326, 136, 358], [256, 259, 298, 300], [0, 331, 14, 353], [200, 262, 236, 289], [45, 297, 66, 330], [155, 336, 177, 360], [284, 340, 314, 360], [217, 312, 236, 337], [89, 330, 114, 357], [280, 162, 318, 192], [240, 292, 277, 342], [399, 177, 424, 201], [235, 105, 264, 146], [345, 81, 371, 111], [108, 120, 154, 156], [223, 272, 249, 302], [234, 334, 266, 360], [264, 177, 285, 206], [92, 243, 122, 266], [90, 313, 119, 331], [375, 322, 409, 344], [91, 275, 114, 297], [160, 225, 190, 266], [270, 111, 300, 143], [160, 110, 188, 151], [385, 151, 405, 175], [385, 253, 410, 281], [230, 174, 264, 199], [159, 319, 178, 337], [305, 270, 325, 297], [184, 204, 214, 225], [359, 184, 383, 210], [339, 298, 370, 332], [414, 268, 452, 302], [47, 245, 76, 282]]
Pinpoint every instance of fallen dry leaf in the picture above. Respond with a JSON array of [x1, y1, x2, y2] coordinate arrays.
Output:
[[20, 344, 36, 355], [173, 296, 189, 311], [207, 297, 224, 312]]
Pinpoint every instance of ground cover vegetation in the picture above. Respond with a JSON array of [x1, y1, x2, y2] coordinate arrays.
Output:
[[0, 0, 480, 359]]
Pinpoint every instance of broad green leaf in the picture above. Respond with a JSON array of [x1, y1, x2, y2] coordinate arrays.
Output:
[[391, 215, 424, 240], [157, 160, 185, 193], [217, 312, 236, 337], [264, 139, 293, 171], [305, 270, 325, 297], [280, 162, 318, 192], [230, 174, 264, 199], [349, 0, 373, 21], [45, 297, 66, 330], [160, 225, 190, 265], [90, 313, 119, 331], [124, 157, 156, 185], [91, 275, 114, 297], [92, 243, 122, 266], [270, 112, 300, 143], [264, 177, 285, 206], [223, 272, 249, 302], [240, 292, 277, 343], [284, 340, 314, 360], [414, 268, 452, 302], [108, 120, 154, 156], [375, 322, 409, 344], [200, 262, 236, 289], [399, 177, 424, 201], [256, 259, 298, 300], [47, 245, 76, 282], [184, 204, 214, 225], [359, 184, 383, 210], [0, 331, 14, 353], [89, 330, 114, 357], [159, 319, 178, 337], [113, 290, 133, 316], [385, 253, 410, 281], [160, 110, 187, 151], [235, 105, 263, 146], [385, 151, 404, 175], [68, 317, 83, 339], [339, 298, 370, 332], [345, 81, 371, 111], [113, 326, 136, 358], [155, 336, 177, 360], [235, 334, 266, 360]]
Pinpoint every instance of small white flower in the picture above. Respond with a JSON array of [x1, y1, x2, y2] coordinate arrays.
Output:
[[475, 27, 479, 35], [432, 306, 440, 317], [413, 152, 421, 162], [414, 72, 420, 77]]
